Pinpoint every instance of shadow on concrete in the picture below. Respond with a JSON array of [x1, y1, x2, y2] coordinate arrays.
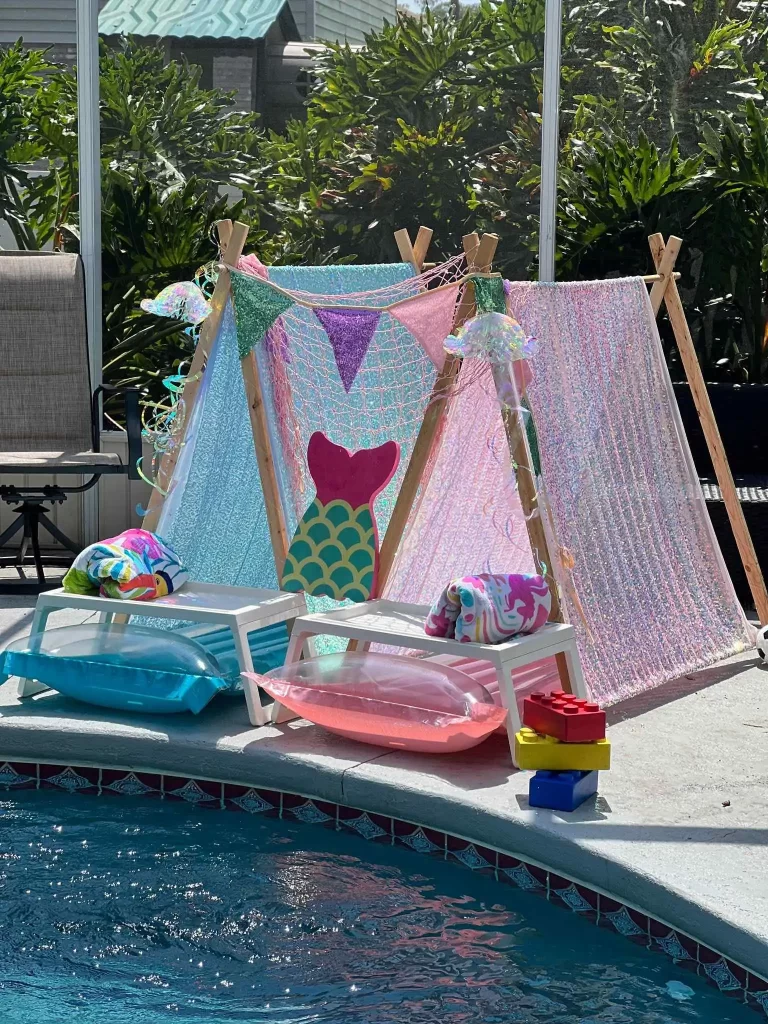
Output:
[[514, 793, 613, 821], [606, 657, 758, 725], [0, 608, 35, 649]]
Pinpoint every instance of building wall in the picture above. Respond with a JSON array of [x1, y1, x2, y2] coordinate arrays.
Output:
[[0, 0, 109, 48], [0, 0, 396, 48], [0, 0, 76, 44], [314, 0, 395, 42], [289, 0, 310, 39]]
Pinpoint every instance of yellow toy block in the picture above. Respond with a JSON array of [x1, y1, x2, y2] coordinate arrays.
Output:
[[515, 727, 611, 771]]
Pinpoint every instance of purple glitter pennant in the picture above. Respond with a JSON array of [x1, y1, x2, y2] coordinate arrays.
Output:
[[314, 307, 381, 392]]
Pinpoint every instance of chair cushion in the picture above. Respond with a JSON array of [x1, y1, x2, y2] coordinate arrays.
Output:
[[0, 451, 122, 470], [0, 253, 93, 452]]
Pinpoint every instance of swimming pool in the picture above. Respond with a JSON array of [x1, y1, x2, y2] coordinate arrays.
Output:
[[0, 791, 755, 1023]]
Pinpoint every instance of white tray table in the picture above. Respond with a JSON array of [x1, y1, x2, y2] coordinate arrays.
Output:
[[17, 582, 306, 726], [246, 599, 588, 764]]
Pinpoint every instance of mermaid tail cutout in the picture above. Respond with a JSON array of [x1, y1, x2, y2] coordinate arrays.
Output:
[[282, 432, 400, 602]]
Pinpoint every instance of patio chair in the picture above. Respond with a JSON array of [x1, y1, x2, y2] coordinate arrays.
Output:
[[0, 251, 141, 593]]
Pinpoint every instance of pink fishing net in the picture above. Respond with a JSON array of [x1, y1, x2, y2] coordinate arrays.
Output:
[[384, 361, 536, 599], [387, 277, 753, 705], [220, 252, 751, 704]]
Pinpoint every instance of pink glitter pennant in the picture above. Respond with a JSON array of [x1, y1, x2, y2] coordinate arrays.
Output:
[[390, 285, 460, 368]]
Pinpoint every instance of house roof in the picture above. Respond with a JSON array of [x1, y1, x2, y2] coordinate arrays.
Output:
[[98, 0, 289, 40]]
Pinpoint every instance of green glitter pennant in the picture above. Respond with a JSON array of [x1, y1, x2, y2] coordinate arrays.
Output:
[[230, 270, 294, 359], [473, 276, 506, 314]]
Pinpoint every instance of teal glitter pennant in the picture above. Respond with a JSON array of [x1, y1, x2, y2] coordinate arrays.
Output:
[[472, 276, 506, 314], [230, 270, 294, 359], [522, 395, 541, 477]]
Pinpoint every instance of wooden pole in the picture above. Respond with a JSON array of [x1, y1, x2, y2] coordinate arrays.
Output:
[[491, 342, 570, 687], [412, 226, 434, 272], [217, 219, 233, 250], [142, 220, 248, 532], [394, 225, 433, 274], [374, 232, 499, 596], [343, 231, 496, 654], [210, 237, 291, 579], [494, 367, 563, 621], [240, 347, 291, 574], [649, 233, 768, 623]]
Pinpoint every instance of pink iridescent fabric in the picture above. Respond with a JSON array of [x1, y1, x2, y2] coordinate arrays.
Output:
[[425, 572, 551, 644]]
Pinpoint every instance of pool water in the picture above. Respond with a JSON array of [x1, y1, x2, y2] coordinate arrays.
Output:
[[0, 791, 754, 1024]]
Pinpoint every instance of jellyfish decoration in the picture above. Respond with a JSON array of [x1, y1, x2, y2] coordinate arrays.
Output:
[[444, 310, 535, 365], [444, 310, 536, 407], [140, 281, 211, 326]]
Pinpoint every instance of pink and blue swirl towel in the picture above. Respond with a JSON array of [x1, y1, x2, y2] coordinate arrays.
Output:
[[425, 572, 551, 644]]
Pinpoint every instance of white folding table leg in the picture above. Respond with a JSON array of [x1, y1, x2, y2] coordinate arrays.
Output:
[[561, 640, 588, 699], [17, 601, 53, 697], [285, 628, 311, 664], [494, 656, 523, 767], [270, 629, 313, 724], [233, 625, 269, 728]]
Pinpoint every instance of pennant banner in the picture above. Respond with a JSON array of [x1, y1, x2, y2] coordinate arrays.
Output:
[[389, 284, 460, 369], [314, 307, 381, 392], [230, 270, 294, 359]]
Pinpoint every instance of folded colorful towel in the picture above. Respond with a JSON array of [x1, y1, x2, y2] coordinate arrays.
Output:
[[63, 528, 188, 601], [425, 572, 551, 644]]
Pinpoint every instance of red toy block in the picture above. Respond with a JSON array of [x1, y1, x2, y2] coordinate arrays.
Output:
[[523, 690, 606, 743]]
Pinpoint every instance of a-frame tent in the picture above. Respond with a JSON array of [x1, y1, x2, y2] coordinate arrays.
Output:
[[142, 223, 763, 710]]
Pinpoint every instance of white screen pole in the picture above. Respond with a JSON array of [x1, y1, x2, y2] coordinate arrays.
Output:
[[76, 0, 102, 542], [76, 0, 102, 386], [538, 0, 563, 282]]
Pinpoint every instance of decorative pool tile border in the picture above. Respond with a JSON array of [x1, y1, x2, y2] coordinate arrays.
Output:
[[2, 759, 766, 1015]]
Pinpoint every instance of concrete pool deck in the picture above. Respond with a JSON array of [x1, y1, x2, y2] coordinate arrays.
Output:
[[0, 597, 765, 983]]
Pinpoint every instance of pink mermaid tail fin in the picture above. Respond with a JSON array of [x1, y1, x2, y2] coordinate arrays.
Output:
[[307, 432, 400, 509]]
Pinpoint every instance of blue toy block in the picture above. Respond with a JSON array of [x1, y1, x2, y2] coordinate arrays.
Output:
[[528, 769, 598, 811]]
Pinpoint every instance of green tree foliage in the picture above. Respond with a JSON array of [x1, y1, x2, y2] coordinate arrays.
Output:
[[254, 0, 546, 269], [0, 42, 59, 249]]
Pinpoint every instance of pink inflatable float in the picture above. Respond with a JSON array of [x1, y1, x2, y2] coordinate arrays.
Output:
[[246, 651, 507, 753]]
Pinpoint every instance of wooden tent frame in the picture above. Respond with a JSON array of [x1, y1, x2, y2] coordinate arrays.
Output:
[[144, 223, 768, 643], [649, 234, 768, 623], [142, 219, 249, 533]]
